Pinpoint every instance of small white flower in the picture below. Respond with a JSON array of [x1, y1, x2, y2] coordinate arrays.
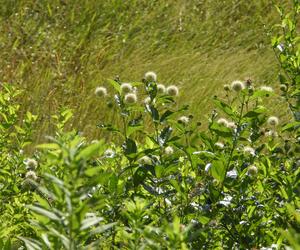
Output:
[[25, 170, 38, 181], [227, 122, 237, 129], [226, 169, 238, 179], [144, 71, 157, 82], [25, 158, 38, 170], [157, 84, 166, 93], [104, 149, 115, 158], [219, 195, 232, 207], [267, 116, 279, 126], [217, 118, 228, 127], [138, 156, 152, 165], [231, 80, 245, 92], [166, 85, 179, 96], [260, 86, 274, 92], [265, 130, 278, 137], [205, 163, 211, 172], [124, 93, 137, 104], [143, 96, 152, 105], [247, 165, 258, 176], [95, 86, 107, 97], [164, 146, 174, 155], [214, 142, 224, 149], [243, 146, 255, 156], [121, 83, 132, 94], [178, 116, 189, 125]]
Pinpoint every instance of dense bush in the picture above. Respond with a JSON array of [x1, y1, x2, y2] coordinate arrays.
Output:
[[0, 1, 299, 250]]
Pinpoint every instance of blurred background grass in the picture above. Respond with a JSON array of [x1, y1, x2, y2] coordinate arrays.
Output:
[[0, 0, 288, 142]]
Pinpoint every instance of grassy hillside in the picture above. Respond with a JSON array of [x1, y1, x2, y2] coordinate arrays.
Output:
[[0, 0, 284, 141]]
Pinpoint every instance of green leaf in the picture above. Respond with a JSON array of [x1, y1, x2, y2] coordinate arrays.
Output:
[[108, 79, 121, 93], [27, 205, 61, 221], [18, 237, 42, 250], [75, 142, 102, 161], [210, 160, 226, 182], [213, 99, 234, 116], [36, 143, 60, 150], [80, 216, 104, 230]]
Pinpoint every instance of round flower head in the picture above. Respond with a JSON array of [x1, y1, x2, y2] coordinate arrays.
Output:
[[248, 165, 258, 176], [217, 118, 228, 127], [265, 130, 278, 137], [157, 84, 166, 94], [178, 116, 189, 125], [138, 155, 152, 165], [243, 146, 255, 156], [124, 93, 137, 104], [95, 86, 107, 97], [164, 146, 174, 155], [143, 96, 152, 105], [231, 80, 245, 92], [25, 170, 38, 181], [223, 84, 230, 91], [260, 86, 273, 92], [215, 142, 224, 149], [121, 83, 132, 94], [104, 149, 115, 158], [227, 122, 237, 129], [144, 71, 157, 82], [25, 158, 38, 170], [166, 85, 179, 96], [267, 116, 279, 126]]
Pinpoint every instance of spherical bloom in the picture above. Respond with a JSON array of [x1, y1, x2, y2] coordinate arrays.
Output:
[[121, 83, 132, 94], [104, 149, 115, 158], [164, 146, 174, 155], [143, 96, 152, 105], [231, 80, 245, 92], [248, 165, 258, 176], [25, 170, 38, 181], [223, 84, 230, 91], [260, 86, 273, 92], [95, 86, 107, 97], [267, 116, 279, 126], [215, 142, 224, 149], [166, 85, 179, 96], [138, 155, 152, 165], [178, 116, 189, 125], [124, 93, 137, 104], [157, 84, 166, 94], [217, 118, 228, 127], [265, 130, 278, 137], [243, 146, 255, 156], [25, 158, 38, 170], [227, 122, 237, 129], [144, 71, 157, 82]]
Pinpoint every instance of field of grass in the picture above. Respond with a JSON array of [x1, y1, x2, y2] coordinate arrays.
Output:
[[0, 0, 285, 142]]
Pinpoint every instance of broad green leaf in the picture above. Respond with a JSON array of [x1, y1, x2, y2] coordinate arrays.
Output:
[[27, 205, 60, 221], [76, 142, 102, 161]]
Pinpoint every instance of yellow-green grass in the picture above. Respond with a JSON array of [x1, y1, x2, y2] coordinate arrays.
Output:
[[0, 0, 289, 142]]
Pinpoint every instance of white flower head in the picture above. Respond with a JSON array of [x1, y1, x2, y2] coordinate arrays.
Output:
[[243, 146, 255, 156], [166, 85, 179, 96], [178, 116, 189, 125], [121, 83, 133, 94], [227, 122, 237, 129], [231, 80, 245, 92], [143, 96, 152, 105], [260, 86, 273, 92], [25, 158, 38, 170], [95, 86, 107, 97], [217, 118, 228, 127], [144, 71, 157, 82], [104, 149, 115, 158], [247, 165, 258, 176], [124, 93, 137, 104], [157, 84, 166, 94], [265, 130, 278, 137], [267, 116, 279, 126], [25, 170, 38, 181], [215, 142, 224, 149], [138, 155, 152, 165], [164, 146, 174, 155]]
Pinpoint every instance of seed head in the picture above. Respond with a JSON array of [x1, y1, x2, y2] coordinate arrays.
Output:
[[143, 96, 152, 105], [166, 85, 179, 96], [124, 93, 137, 104], [248, 165, 258, 176], [223, 84, 230, 91], [121, 83, 133, 94], [231, 80, 245, 92], [244, 78, 252, 88], [178, 116, 189, 125], [95, 86, 107, 97], [267, 116, 279, 126], [25, 170, 38, 181], [217, 118, 228, 127], [104, 149, 115, 158], [243, 146, 255, 156], [144, 71, 157, 82], [25, 158, 38, 170], [215, 142, 224, 149], [260, 86, 273, 92], [157, 84, 166, 94], [164, 146, 174, 155]]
